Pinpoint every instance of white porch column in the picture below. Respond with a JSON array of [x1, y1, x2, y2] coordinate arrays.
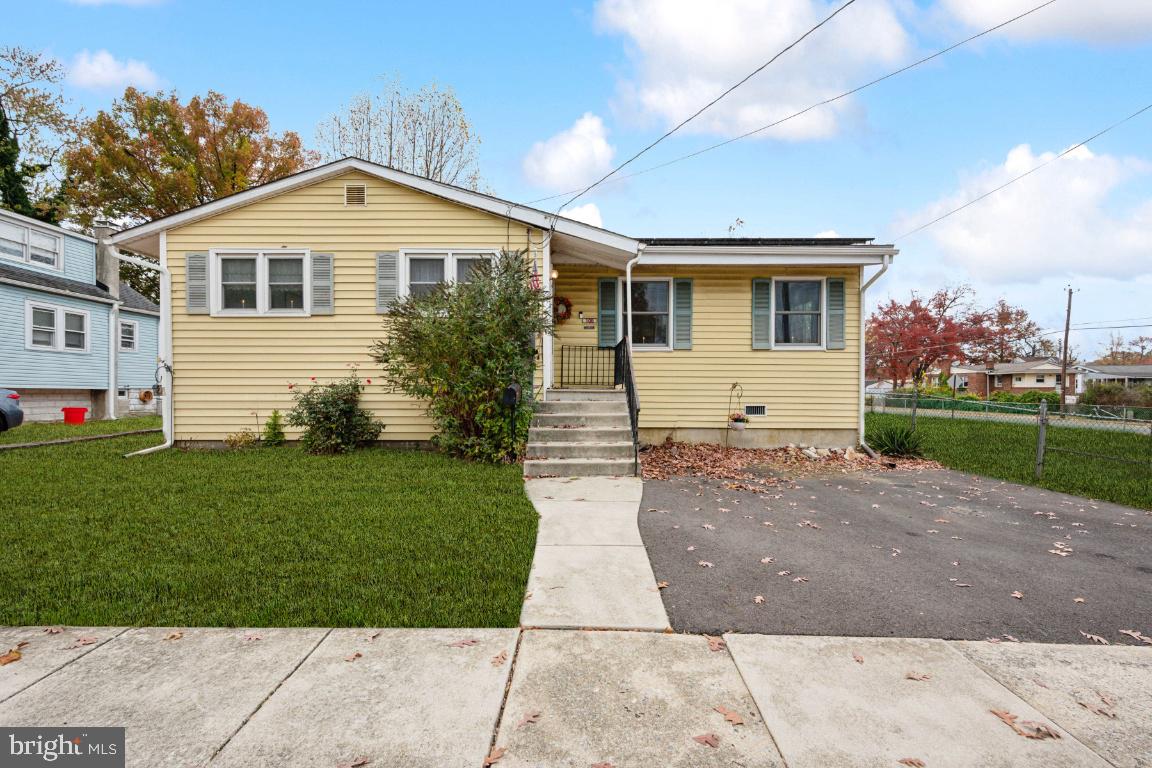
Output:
[[541, 234, 554, 390]]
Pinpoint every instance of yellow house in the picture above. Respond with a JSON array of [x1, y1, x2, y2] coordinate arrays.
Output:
[[108, 158, 897, 471]]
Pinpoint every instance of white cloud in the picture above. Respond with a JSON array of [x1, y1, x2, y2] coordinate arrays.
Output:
[[69, 49, 160, 91], [895, 144, 1152, 282], [560, 203, 604, 228], [814, 229, 840, 238], [595, 0, 910, 140], [941, 0, 1152, 44], [522, 113, 615, 191]]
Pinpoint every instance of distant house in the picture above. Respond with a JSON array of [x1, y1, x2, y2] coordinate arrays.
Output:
[[0, 208, 161, 422], [950, 358, 1084, 398], [1080, 364, 1152, 388]]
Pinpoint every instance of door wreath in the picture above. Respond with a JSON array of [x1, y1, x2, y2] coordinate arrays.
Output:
[[553, 295, 573, 323]]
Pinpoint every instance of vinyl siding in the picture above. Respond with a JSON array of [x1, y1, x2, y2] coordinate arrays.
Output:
[[118, 310, 160, 389], [165, 170, 541, 442], [551, 264, 861, 431], [0, 211, 96, 284], [0, 283, 110, 390]]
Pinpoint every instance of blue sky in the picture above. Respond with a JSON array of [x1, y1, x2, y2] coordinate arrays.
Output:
[[12, 0, 1152, 357]]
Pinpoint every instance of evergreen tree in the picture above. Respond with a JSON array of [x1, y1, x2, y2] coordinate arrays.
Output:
[[0, 102, 36, 218]]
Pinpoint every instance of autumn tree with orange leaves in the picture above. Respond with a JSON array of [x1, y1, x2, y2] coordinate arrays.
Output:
[[64, 88, 318, 299]]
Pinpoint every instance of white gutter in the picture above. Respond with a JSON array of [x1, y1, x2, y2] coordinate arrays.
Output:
[[105, 234, 173, 457], [624, 245, 644, 343], [541, 230, 554, 390], [107, 301, 120, 420], [858, 253, 892, 447]]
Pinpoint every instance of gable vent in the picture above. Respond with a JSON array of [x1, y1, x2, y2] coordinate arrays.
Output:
[[744, 404, 766, 417], [344, 183, 367, 206]]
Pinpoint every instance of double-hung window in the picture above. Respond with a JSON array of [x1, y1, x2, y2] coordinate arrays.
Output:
[[212, 250, 310, 315], [26, 301, 88, 352], [0, 219, 61, 269], [627, 279, 671, 349], [120, 319, 138, 351], [774, 279, 822, 346], [401, 250, 496, 297]]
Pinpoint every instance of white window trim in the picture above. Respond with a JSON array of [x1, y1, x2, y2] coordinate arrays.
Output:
[[208, 249, 312, 317], [772, 276, 827, 350], [0, 219, 63, 271], [24, 300, 90, 353], [615, 276, 674, 352], [398, 248, 499, 298], [119, 318, 139, 351]]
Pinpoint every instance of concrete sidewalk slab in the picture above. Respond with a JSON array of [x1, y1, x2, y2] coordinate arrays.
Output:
[[494, 630, 784, 767], [526, 476, 644, 503], [212, 628, 517, 768], [725, 634, 1110, 768], [534, 500, 643, 546], [0, 627, 326, 768], [521, 546, 670, 630], [0, 626, 124, 703], [955, 641, 1152, 768]]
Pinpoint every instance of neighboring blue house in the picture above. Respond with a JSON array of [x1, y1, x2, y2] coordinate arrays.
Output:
[[0, 208, 161, 422]]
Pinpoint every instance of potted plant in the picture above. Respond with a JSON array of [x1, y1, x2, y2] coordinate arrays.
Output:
[[728, 411, 748, 431]]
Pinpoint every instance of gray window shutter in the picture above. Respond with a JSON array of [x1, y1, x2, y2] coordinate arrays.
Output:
[[311, 253, 334, 315], [752, 278, 772, 350], [673, 278, 692, 350], [597, 278, 617, 348], [827, 277, 846, 350], [186, 252, 209, 314], [376, 251, 399, 313]]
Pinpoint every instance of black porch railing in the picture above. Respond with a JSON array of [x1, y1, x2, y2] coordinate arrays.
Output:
[[614, 337, 641, 475], [558, 344, 617, 388]]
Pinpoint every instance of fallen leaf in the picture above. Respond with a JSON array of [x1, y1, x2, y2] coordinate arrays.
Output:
[[1080, 631, 1110, 645], [0, 641, 29, 666], [791, 576, 809, 583], [692, 733, 720, 748], [483, 746, 506, 766], [905, 672, 932, 681], [337, 757, 371, 768], [516, 711, 542, 729], [1077, 690, 1118, 719], [164, 632, 183, 641], [43, 627, 64, 635], [491, 650, 508, 667], [954, 583, 973, 588], [1011, 591, 1024, 600], [760, 557, 775, 564], [1119, 629, 1152, 645], [753, 595, 765, 604], [66, 637, 97, 649], [243, 633, 263, 642], [1073, 597, 1086, 604], [591, 763, 615, 768], [656, 581, 670, 590], [702, 523, 715, 530], [714, 705, 745, 725], [990, 710, 1061, 740], [345, 652, 362, 662], [898, 760, 926, 767], [705, 635, 726, 652], [776, 570, 791, 576], [852, 652, 864, 664], [449, 638, 480, 648]]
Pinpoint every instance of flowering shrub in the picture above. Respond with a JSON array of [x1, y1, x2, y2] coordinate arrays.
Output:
[[286, 373, 383, 454]]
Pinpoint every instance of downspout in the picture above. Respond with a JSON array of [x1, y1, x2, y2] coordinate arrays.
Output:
[[858, 253, 891, 454], [540, 229, 553, 391], [107, 301, 120, 420], [624, 244, 644, 343], [104, 234, 173, 457]]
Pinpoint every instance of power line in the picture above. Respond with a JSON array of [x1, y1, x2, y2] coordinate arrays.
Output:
[[534, 0, 1058, 209], [895, 99, 1152, 240], [554, 0, 859, 213]]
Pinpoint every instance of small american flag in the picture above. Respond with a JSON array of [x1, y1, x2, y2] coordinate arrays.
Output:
[[529, 264, 541, 290]]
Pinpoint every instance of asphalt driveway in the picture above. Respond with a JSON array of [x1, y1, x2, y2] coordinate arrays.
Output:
[[640, 467, 1152, 644]]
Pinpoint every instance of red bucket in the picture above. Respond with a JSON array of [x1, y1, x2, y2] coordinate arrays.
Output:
[[61, 407, 88, 425]]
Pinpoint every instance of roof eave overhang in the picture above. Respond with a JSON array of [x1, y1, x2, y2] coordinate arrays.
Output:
[[108, 158, 640, 257], [638, 244, 899, 266]]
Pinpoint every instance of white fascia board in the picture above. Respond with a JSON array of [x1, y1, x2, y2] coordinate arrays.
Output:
[[109, 158, 640, 255], [639, 245, 899, 266]]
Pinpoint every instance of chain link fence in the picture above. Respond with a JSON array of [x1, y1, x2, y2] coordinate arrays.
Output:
[[866, 393, 1152, 509]]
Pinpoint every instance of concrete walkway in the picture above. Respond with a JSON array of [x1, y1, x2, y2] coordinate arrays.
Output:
[[1, 626, 1148, 767], [520, 476, 670, 631]]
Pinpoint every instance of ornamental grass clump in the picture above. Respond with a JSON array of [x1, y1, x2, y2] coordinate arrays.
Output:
[[287, 373, 383, 454], [370, 249, 551, 462]]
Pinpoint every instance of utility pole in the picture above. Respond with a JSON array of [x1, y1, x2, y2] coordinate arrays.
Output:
[[1059, 285, 1073, 413]]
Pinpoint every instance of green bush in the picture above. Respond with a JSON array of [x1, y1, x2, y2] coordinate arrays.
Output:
[[1080, 382, 1152, 407], [370, 250, 551, 463], [262, 409, 286, 447], [866, 423, 924, 458], [1018, 390, 1060, 407], [287, 374, 383, 454]]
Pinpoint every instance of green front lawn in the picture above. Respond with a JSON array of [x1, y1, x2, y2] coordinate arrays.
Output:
[[0, 434, 537, 627], [0, 414, 162, 445], [866, 412, 1152, 509]]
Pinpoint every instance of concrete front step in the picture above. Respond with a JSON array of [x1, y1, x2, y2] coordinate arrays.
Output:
[[532, 412, 632, 428], [523, 457, 637, 477], [546, 388, 627, 402], [528, 426, 633, 443], [526, 441, 635, 460], [536, 399, 628, 415]]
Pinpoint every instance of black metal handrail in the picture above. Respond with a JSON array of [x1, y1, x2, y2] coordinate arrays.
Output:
[[614, 337, 641, 475], [558, 345, 617, 388]]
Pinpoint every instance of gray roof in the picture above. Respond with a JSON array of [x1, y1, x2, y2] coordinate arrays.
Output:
[[640, 237, 876, 247], [0, 261, 115, 302], [118, 282, 159, 314], [1086, 364, 1152, 377]]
